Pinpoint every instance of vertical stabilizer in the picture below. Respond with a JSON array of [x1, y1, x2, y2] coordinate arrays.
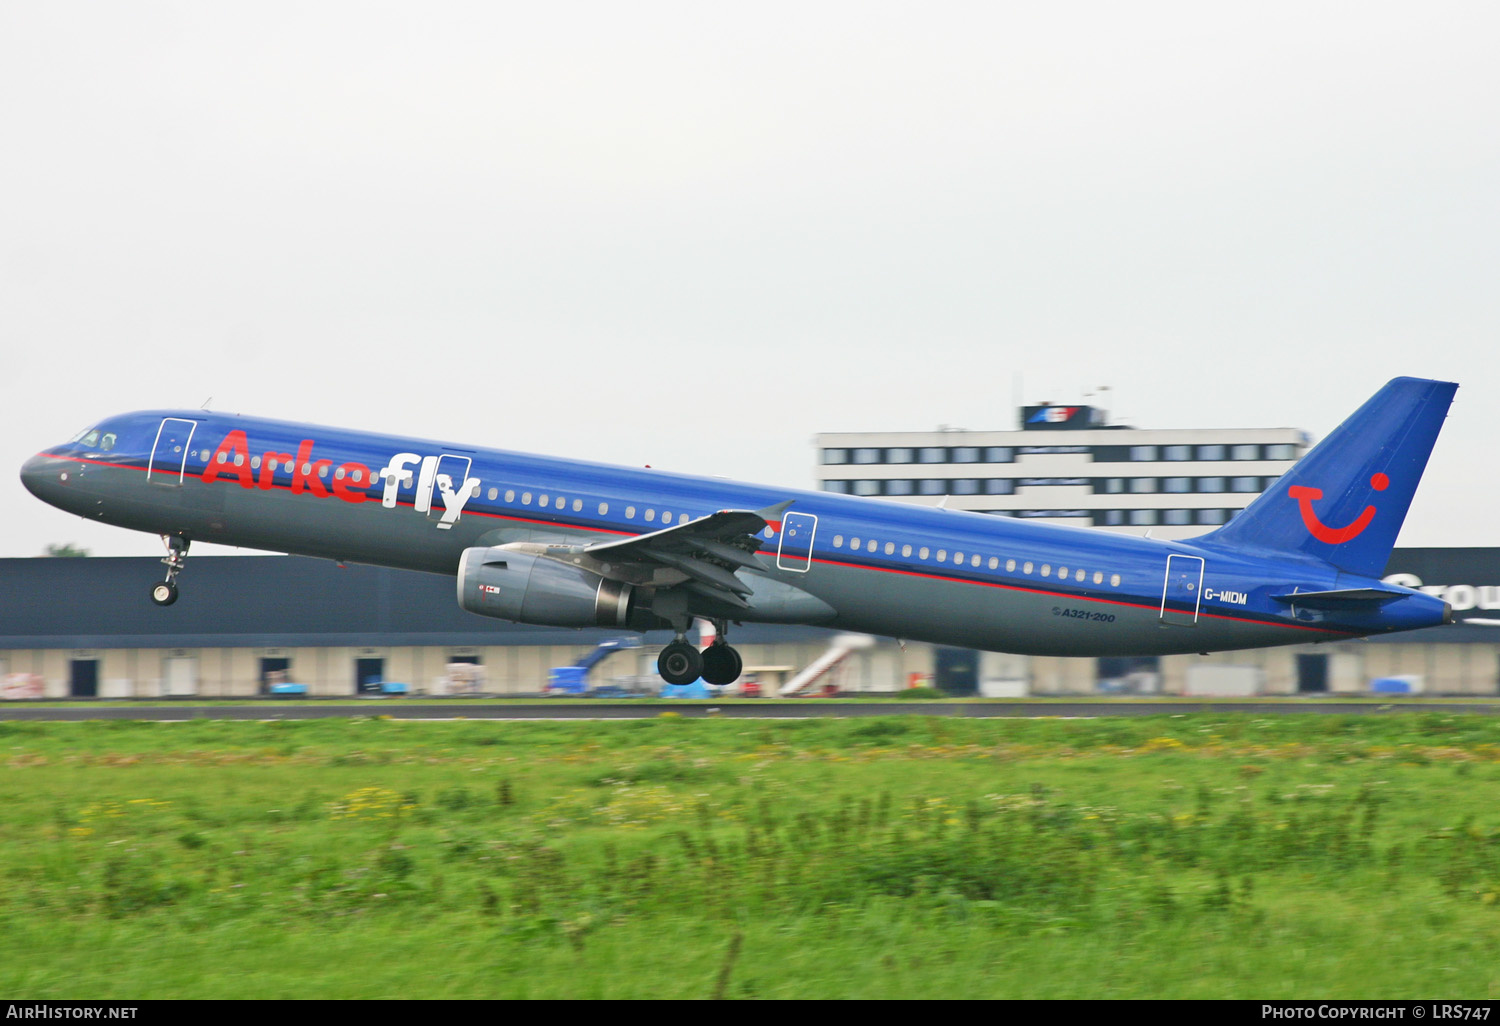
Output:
[[1201, 377, 1456, 577]]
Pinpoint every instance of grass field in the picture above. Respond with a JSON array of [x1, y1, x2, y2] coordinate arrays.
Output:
[[4, 713, 1500, 998]]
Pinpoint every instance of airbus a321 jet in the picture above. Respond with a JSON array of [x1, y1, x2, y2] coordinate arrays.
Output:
[[21, 377, 1456, 687]]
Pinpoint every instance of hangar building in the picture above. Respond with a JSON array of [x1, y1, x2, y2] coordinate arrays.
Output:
[[1, 549, 1497, 699]]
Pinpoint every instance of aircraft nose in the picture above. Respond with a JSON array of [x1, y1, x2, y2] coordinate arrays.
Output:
[[20, 454, 71, 503]]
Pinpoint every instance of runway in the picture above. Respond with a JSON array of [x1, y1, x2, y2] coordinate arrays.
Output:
[[3, 699, 1499, 720]]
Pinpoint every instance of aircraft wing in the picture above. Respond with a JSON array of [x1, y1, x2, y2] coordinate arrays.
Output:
[[580, 500, 793, 608]]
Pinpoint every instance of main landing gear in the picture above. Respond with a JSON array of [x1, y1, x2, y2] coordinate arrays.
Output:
[[151, 535, 189, 606], [657, 621, 744, 687]]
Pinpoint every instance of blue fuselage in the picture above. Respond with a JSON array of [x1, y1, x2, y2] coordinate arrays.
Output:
[[21, 409, 1450, 656]]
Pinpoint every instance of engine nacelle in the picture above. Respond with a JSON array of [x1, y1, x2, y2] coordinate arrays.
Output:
[[458, 546, 649, 629]]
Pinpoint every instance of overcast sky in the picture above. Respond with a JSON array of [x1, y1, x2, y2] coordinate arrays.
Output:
[[3, 2, 1497, 558]]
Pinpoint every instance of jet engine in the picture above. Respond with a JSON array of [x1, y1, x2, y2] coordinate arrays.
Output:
[[457, 546, 660, 629]]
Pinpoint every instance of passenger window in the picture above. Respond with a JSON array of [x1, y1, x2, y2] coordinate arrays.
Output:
[[572, 498, 582, 511], [625, 506, 635, 518], [505, 490, 515, 502], [487, 487, 498, 500], [1006, 559, 1016, 572], [522, 492, 532, 505], [556, 496, 565, 509], [972, 555, 981, 567], [833, 536, 844, 548], [919, 547, 930, 559], [680, 513, 690, 525], [645, 509, 656, 522], [1058, 567, 1067, 579], [1040, 564, 1051, 577], [902, 544, 912, 557], [953, 552, 963, 564], [988, 557, 998, 569], [867, 539, 877, 553], [850, 537, 860, 549], [1023, 562, 1033, 574], [885, 542, 895, 555], [598, 503, 608, 515], [539, 494, 549, 506], [1075, 569, 1085, 582], [936, 550, 947, 562], [1093, 571, 1103, 584], [1110, 574, 1121, 587]]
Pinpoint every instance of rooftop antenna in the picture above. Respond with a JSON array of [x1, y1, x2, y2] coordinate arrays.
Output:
[[200, 397, 213, 410]]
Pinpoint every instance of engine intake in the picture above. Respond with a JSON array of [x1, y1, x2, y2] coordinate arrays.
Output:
[[458, 547, 645, 628]]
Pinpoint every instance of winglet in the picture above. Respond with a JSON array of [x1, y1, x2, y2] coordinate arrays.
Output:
[[755, 499, 795, 532]]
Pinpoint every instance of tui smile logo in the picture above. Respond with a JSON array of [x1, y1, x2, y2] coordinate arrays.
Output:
[[1288, 473, 1388, 544]]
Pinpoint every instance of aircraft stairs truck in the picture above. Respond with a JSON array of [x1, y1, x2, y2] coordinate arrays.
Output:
[[547, 638, 645, 696]]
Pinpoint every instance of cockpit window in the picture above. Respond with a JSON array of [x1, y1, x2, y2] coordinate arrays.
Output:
[[67, 427, 115, 451]]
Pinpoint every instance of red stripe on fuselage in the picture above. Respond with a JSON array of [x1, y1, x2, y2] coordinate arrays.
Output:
[[51, 453, 1351, 638]]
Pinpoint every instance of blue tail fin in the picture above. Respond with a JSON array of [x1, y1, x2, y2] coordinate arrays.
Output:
[[1202, 377, 1456, 577]]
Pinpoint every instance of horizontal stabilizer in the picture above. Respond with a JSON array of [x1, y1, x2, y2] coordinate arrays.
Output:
[[1272, 588, 1405, 608]]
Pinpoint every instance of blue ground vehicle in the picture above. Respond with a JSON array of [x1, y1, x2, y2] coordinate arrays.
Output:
[[548, 638, 643, 694]]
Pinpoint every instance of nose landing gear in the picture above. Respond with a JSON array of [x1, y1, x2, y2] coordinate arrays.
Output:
[[151, 535, 189, 606]]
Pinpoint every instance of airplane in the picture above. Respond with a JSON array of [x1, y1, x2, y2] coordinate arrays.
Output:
[[20, 377, 1457, 687]]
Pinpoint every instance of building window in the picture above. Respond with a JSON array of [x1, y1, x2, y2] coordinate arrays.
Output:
[[1163, 477, 1191, 493], [919, 447, 947, 464], [822, 449, 848, 465], [1101, 478, 1124, 494], [984, 479, 1014, 495], [852, 448, 882, 464], [951, 479, 980, 495], [1198, 477, 1225, 493], [984, 447, 1014, 463], [1129, 478, 1158, 493], [1103, 510, 1125, 526], [1197, 444, 1225, 461], [1197, 509, 1227, 525], [1130, 510, 1158, 526], [852, 480, 881, 496], [918, 479, 947, 495], [1265, 443, 1297, 460], [823, 481, 849, 494], [1163, 445, 1191, 461], [886, 448, 914, 464], [951, 447, 980, 463], [885, 479, 914, 496], [1231, 476, 1260, 493], [1163, 509, 1192, 525], [1231, 444, 1260, 460], [1130, 446, 1158, 461]]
